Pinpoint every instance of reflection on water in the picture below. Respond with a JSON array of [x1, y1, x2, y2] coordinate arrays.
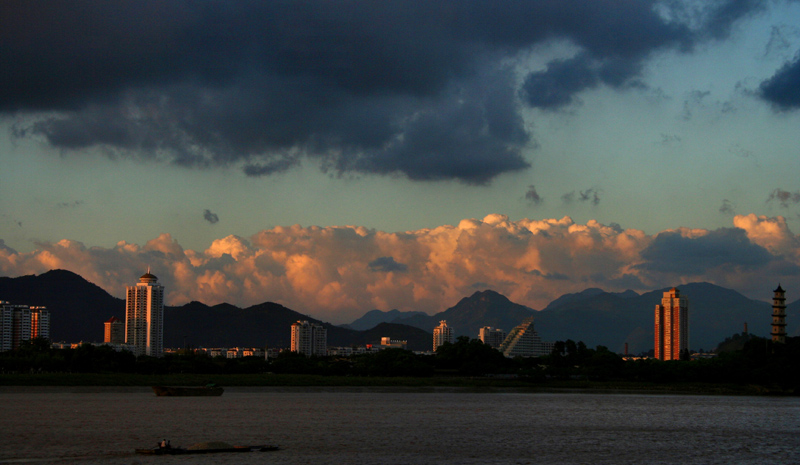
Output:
[[1, 387, 798, 464]]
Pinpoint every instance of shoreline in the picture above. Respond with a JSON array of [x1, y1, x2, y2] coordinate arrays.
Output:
[[1, 373, 795, 396]]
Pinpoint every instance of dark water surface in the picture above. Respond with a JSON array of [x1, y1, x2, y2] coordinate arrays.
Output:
[[1, 387, 798, 464]]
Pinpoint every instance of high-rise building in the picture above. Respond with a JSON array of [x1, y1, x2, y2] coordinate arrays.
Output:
[[654, 287, 688, 361], [0, 302, 50, 351], [104, 316, 124, 344], [433, 320, 453, 351], [771, 284, 787, 344], [479, 326, 507, 349], [29, 306, 49, 341], [497, 317, 552, 357], [290, 320, 327, 356], [125, 270, 164, 357]]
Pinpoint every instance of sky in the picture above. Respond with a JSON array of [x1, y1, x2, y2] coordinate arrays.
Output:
[[2, 0, 800, 324]]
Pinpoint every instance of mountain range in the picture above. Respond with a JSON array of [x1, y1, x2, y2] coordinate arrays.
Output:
[[1, 269, 798, 353]]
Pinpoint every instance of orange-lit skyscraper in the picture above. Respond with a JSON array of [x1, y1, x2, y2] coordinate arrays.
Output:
[[654, 288, 688, 361]]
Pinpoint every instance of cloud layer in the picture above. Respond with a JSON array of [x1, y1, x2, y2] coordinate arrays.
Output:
[[4, 0, 793, 184], [2, 214, 798, 323]]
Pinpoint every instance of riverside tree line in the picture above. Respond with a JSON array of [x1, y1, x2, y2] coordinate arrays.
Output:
[[1, 336, 798, 392]]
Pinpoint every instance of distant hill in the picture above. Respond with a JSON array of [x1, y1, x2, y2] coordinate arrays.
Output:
[[392, 290, 536, 338], [542, 288, 638, 311], [347, 309, 427, 331], [0, 269, 125, 342], [2, 270, 798, 354], [0, 270, 432, 351], [164, 301, 430, 351], [533, 283, 782, 354]]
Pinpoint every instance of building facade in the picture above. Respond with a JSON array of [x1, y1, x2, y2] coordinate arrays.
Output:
[[654, 287, 688, 361], [380, 337, 408, 350], [290, 320, 327, 356], [104, 316, 124, 344], [125, 271, 164, 357], [479, 326, 507, 349], [497, 318, 552, 357], [771, 284, 787, 344], [432, 320, 453, 351], [0, 302, 50, 351]]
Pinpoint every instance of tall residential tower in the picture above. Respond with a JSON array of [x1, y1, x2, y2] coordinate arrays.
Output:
[[0, 302, 50, 351], [125, 270, 164, 357], [654, 287, 688, 361], [433, 320, 453, 351], [291, 320, 327, 356], [479, 326, 507, 349]]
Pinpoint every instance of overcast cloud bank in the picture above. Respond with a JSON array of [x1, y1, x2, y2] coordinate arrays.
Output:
[[1, 214, 798, 323]]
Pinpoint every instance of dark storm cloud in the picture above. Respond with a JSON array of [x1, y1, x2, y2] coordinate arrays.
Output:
[[1, 0, 767, 182], [637, 228, 774, 275], [368, 257, 408, 273], [759, 53, 800, 110], [203, 209, 219, 224], [766, 188, 800, 207]]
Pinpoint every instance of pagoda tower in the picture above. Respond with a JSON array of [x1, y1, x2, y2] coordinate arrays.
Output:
[[770, 284, 787, 344]]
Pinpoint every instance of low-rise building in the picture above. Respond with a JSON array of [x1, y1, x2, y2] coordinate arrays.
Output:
[[380, 337, 408, 350]]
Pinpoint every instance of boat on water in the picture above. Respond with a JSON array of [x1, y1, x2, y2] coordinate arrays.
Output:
[[152, 384, 224, 396], [136, 444, 279, 455]]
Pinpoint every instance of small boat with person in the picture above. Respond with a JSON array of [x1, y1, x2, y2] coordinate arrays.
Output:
[[136, 441, 279, 455]]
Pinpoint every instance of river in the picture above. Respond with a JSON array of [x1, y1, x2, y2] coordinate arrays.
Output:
[[1, 387, 798, 464]]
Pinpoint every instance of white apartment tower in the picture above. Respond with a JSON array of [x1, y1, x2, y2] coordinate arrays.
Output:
[[125, 270, 164, 357], [291, 320, 327, 356], [654, 287, 688, 361], [433, 320, 453, 351]]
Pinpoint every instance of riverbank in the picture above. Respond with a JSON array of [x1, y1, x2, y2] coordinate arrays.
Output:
[[1, 372, 794, 396]]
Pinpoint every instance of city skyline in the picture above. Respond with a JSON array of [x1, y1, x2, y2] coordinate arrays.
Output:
[[3, 1, 800, 323]]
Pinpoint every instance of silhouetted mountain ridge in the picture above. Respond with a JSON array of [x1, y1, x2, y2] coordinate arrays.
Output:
[[2, 270, 798, 354], [392, 289, 536, 339], [0, 270, 432, 351], [347, 309, 427, 331]]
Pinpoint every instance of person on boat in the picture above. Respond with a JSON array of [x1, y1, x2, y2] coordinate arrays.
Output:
[[160, 439, 167, 449]]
